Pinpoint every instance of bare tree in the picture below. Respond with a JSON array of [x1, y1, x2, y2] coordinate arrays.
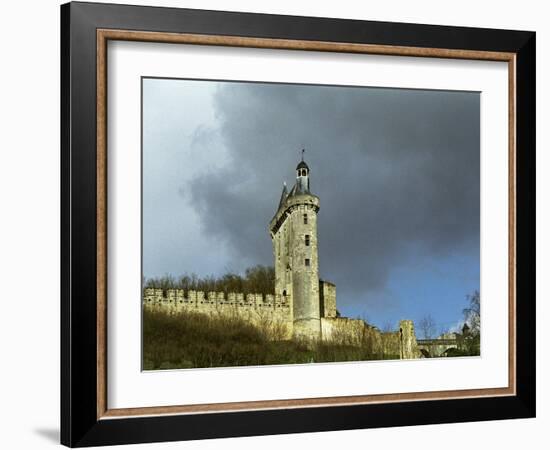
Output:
[[145, 265, 276, 295], [463, 290, 480, 336], [418, 315, 436, 339], [460, 290, 481, 356]]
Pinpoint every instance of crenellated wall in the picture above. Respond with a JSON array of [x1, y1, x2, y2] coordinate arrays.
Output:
[[143, 288, 293, 339], [143, 288, 291, 308], [143, 288, 419, 359]]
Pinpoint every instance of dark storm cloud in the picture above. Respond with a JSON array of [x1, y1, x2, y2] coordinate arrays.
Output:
[[188, 82, 479, 310]]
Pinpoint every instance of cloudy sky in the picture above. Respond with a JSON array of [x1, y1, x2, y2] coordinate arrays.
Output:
[[142, 77, 480, 332]]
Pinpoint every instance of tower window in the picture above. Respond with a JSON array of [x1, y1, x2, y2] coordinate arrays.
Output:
[[305, 258, 310, 267], [305, 235, 310, 246], [303, 214, 308, 224]]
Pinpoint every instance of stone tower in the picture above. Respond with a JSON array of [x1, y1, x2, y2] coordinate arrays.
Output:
[[269, 157, 321, 340]]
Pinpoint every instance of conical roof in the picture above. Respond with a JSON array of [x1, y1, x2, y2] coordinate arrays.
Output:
[[296, 160, 309, 170]]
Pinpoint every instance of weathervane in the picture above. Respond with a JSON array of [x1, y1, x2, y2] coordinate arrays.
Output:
[[301, 147, 305, 161]]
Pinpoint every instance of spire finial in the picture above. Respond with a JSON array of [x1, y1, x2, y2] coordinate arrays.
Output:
[[301, 147, 305, 161]]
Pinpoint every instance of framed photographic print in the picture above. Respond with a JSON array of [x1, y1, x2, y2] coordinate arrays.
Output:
[[60, 1, 536, 447]]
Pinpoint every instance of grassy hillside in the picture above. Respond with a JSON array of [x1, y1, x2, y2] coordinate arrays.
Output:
[[143, 309, 393, 370]]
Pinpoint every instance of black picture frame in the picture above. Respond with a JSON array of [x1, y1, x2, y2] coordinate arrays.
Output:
[[61, 1, 535, 447]]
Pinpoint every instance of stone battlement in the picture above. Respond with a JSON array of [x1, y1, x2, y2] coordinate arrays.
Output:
[[143, 288, 291, 309], [143, 288, 293, 340], [142, 288, 419, 357]]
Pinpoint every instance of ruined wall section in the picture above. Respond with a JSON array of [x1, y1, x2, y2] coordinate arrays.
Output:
[[321, 318, 420, 360], [399, 320, 422, 359], [319, 281, 336, 318], [381, 332, 401, 358], [320, 317, 382, 354]]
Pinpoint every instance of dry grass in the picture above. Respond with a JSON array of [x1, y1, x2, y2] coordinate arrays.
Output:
[[142, 309, 396, 370]]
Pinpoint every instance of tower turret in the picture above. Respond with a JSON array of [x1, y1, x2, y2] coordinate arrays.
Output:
[[270, 156, 321, 341], [296, 160, 310, 192]]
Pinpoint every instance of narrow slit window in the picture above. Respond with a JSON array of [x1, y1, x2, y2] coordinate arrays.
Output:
[[305, 235, 310, 246], [305, 258, 310, 267], [303, 214, 308, 224]]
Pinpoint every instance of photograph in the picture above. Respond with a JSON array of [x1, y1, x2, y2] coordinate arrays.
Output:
[[141, 78, 481, 370]]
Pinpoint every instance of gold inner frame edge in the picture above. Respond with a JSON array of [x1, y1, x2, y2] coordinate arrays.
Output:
[[96, 29, 517, 420]]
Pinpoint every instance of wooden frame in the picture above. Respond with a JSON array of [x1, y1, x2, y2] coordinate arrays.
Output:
[[61, 1, 535, 447]]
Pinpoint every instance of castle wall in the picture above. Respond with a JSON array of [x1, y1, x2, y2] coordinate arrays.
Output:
[[381, 332, 401, 358], [319, 281, 336, 318], [321, 318, 420, 359], [321, 317, 369, 346], [143, 288, 293, 339], [144, 288, 420, 359], [321, 318, 385, 355], [399, 320, 421, 359]]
